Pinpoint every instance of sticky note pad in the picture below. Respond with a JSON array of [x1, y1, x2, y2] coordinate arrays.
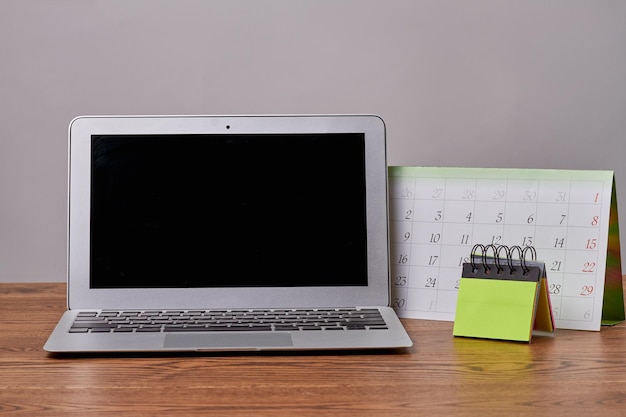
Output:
[[452, 245, 554, 343], [453, 277, 539, 342]]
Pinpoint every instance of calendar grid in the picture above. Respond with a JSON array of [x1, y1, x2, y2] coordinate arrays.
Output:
[[389, 167, 616, 331]]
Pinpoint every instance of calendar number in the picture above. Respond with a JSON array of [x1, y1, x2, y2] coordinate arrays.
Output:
[[492, 190, 505, 200], [580, 285, 594, 296], [582, 262, 596, 273], [394, 276, 407, 287], [549, 284, 562, 295], [393, 298, 406, 309], [586, 239, 597, 250], [462, 190, 474, 200], [551, 261, 562, 272], [524, 191, 537, 201]]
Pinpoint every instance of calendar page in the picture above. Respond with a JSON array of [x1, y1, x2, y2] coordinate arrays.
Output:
[[388, 167, 619, 331]]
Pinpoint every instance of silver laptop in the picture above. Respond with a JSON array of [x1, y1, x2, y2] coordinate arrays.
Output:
[[44, 114, 412, 353]]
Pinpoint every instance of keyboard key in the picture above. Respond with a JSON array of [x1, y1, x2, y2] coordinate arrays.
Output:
[[136, 327, 161, 332], [90, 328, 113, 333], [69, 328, 89, 333], [71, 322, 115, 329]]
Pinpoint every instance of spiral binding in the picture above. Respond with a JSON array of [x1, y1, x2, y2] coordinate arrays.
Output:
[[470, 244, 537, 276]]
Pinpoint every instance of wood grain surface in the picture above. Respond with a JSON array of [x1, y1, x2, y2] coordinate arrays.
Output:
[[1, 282, 626, 417]]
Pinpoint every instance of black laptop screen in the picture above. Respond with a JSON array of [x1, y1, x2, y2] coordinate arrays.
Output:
[[90, 134, 368, 288]]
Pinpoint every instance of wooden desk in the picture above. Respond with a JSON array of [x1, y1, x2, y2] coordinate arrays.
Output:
[[1, 282, 625, 417]]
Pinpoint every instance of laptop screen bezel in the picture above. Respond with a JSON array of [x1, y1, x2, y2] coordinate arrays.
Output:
[[67, 115, 390, 310]]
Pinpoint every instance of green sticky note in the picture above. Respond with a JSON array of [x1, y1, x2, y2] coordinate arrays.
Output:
[[453, 278, 539, 342]]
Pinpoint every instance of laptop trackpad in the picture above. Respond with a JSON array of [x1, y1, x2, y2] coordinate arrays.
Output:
[[164, 333, 293, 350]]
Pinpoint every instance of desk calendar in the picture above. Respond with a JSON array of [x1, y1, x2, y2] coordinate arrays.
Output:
[[389, 167, 624, 331]]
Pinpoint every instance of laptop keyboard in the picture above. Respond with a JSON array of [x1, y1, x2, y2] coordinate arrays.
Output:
[[68, 308, 389, 333]]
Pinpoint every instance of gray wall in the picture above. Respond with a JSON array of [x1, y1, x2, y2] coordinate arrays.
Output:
[[2, 0, 626, 282]]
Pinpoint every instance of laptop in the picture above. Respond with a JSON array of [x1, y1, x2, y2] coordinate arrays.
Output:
[[44, 114, 413, 353]]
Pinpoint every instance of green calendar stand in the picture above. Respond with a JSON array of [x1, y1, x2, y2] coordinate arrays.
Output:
[[453, 245, 555, 343], [601, 178, 625, 326]]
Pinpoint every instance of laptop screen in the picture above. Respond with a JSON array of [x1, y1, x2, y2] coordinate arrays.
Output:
[[90, 133, 368, 289]]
